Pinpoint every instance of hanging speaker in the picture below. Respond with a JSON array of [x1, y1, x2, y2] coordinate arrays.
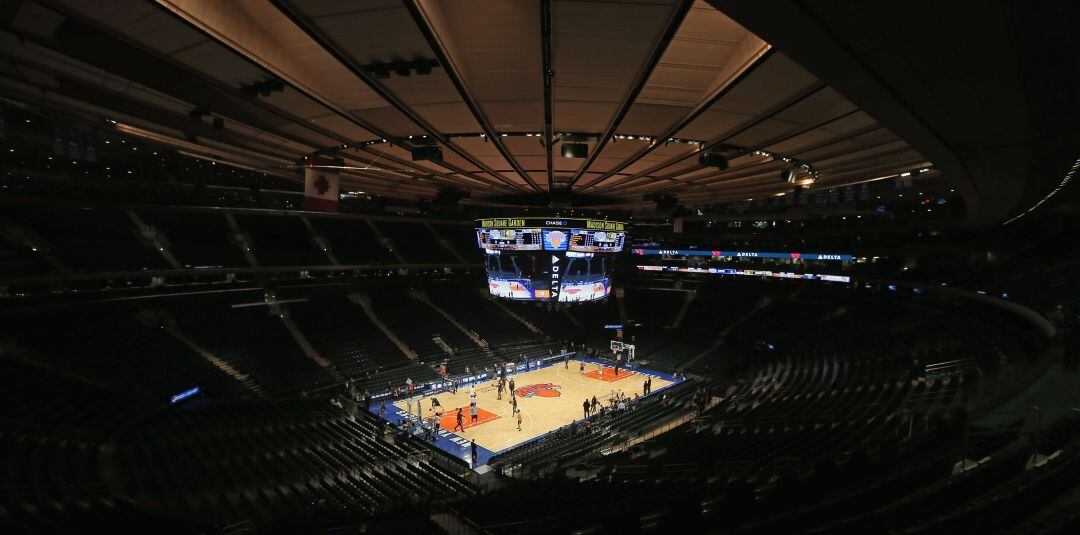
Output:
[[561, 142, 588, 159], [411, 146, 443, 162], [698, 152, 729, 170]]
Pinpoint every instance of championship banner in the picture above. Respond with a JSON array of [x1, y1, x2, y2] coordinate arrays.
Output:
[[303, 155, 341, 212]]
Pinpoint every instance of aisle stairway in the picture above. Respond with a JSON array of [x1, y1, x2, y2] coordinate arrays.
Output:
[[146, 310, 268, 399], [409, 288, 486, 348], [349, 293, 418, 360]]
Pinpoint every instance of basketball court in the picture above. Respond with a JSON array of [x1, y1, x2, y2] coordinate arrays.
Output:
[[370, 358, 680, 468]]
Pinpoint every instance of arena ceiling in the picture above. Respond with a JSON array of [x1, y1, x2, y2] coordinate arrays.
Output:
[[0, 0, 1074, 224]]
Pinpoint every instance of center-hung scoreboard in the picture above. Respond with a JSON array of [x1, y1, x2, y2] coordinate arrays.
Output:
[[476, 217, 627, 302]]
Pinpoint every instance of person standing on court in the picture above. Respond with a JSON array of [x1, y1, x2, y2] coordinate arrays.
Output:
[[470, 403, 478, 424], [470, 440, 478, 466], [579, 361, 585, 375], [583, 399, 590, 418], [516, 410, 523, 431], [509, 395, 518, 415], [454, 408, 465, 431], [508, 377, 515, 394], [643, 380, 649, 396]]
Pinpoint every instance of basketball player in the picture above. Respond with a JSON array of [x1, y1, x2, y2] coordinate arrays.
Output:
[[579, 362, 585, 375], [431, 397, 442, 416], [508, 377, 515, 392], [470, 403, 478, 424], [454, 408, 465, 432], [509, 395, 518, 415], [496, 380, 503, 400], [516, 410, 523, 431]]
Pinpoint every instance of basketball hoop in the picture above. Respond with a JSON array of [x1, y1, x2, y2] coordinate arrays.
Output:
[[610, 339, 635, 364]]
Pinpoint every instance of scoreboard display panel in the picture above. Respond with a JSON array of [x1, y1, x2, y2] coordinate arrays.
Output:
[[476, 217, 627, 303], [476, 228, 542, 251], [569, 229, 625, 253]]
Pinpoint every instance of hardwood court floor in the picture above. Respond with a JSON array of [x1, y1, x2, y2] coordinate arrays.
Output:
[[393, 360, 673, 453]]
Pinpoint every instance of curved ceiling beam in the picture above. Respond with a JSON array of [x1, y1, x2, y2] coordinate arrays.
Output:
[[155, 0, 397, 145], [620, 106, 864, 192], [403, 0, 542, 194], [149, 0, 514, 196], [613, 122, 892, 195], [564, 0, 694, 187], [704, 0, 988, 223], [591, 82, 831, 193], [627, 140, 914, 197], [87, 0, 505, 195], [23, 0, 483, 196], [540, 0, 554, 193], [269, 0, 522, 194], [574, 41, 773, 192]]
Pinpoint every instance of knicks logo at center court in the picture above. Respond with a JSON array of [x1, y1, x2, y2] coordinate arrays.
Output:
[[515, 383, 562, 398]]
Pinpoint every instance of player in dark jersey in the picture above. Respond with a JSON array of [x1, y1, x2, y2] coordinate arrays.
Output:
[[453, 408, 464, 431]]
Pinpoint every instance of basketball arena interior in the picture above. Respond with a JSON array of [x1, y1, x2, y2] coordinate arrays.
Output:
[[1, 1, 1079, 533]]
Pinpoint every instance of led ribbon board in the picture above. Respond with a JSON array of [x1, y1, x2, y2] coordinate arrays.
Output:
[[630, 249, 852, 261], [637, 265, 851, 283]]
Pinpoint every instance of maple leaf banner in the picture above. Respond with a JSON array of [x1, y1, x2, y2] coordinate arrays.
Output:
[[303, 155, 341, 212]]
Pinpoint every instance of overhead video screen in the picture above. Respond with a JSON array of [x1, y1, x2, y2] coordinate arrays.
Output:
[[569, 229, 625, 253], [476, 228, 543, 251], [477, 217, 626, 302]]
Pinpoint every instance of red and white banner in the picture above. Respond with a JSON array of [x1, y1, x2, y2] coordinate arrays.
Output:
[[303, 155, 340, 212]]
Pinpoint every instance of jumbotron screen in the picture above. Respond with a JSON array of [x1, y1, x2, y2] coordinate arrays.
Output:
[[476, 217, 627, 302]]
